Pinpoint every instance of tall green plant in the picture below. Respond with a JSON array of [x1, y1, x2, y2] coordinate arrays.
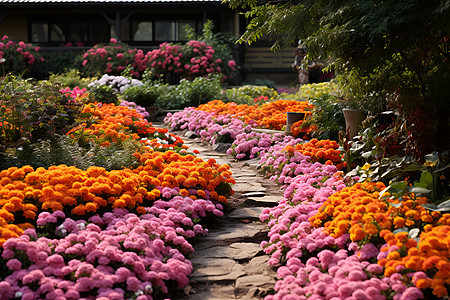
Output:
[[226, 0, 450, 158]]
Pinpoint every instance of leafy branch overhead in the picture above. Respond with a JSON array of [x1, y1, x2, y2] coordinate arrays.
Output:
[[226, 0, 450, 157]]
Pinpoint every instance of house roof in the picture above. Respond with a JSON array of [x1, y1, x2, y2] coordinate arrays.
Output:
[[0, 0, 222, 2], [0, 0, 225, 8]]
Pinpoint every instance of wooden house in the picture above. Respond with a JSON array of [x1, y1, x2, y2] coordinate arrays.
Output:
[[0, 0, 295, 85]]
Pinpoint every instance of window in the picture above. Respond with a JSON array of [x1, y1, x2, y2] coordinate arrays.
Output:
[[30, 16, 109, 45], [133, 21, 153, 41], [31, 22, 48, 43], [153, 20, 197, 41]]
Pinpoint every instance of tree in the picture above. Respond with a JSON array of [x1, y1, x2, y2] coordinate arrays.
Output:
[[226, 0, 450, 157]]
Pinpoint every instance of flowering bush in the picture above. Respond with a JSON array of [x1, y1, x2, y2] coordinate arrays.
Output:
[[0, 35, 44, 75], [77, 39, 149, 78], [0, 77, 82, 150], [88, 74, 143, 94], [147, 42, 184, 81], [227, 132, 286, 160], [146, 38, 236, 82]]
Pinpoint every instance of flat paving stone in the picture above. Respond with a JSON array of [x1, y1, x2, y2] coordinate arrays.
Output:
[[188, 285, 236, 300], [228, 207, 264, 220], [244, 256, 277, 276], [233, 182, 266, 193], [190, 259, 246, 283], [235, 274, 276, 298], [206, 222, 267, 242], [245, 195, 280, 207], [191, 242, 262, 261]]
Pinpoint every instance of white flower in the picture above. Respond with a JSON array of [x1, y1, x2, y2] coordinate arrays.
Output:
[[144, 284, 153, 294], [76, 223, 86, 231]]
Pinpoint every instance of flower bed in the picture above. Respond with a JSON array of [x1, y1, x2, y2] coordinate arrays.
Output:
[[0, 100, 235, 299], [166, 102, 450, 299]]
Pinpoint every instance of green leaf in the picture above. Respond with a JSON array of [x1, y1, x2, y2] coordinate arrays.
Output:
[[405, 186, 431, 194], [388, 202, 402, 208], [389, 181, 408, 191], [361, 150, 374, 159], [437, 199, 450, 209]]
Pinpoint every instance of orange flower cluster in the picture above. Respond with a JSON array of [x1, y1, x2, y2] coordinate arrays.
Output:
[[290, 120, 318, 139], [309, 181, 445, 244], [133, 151, 235, 203], [82, 102, 150, 129], [67, 121, 140, 146], [378, 226, 450, 298], [69, 103, 184, 150], [196, 100, 314, 131], [0, 150, 234, 246], [289, 138, 342, 166]]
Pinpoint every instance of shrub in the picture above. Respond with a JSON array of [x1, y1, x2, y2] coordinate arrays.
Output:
[[77, 39, 149, 78], [0, 35, 44, 76], [147, 20, 237, 82], [0, 75, 81, 151], [88, 74, 143, 94], [37, 50, 80, 76], [156, 75, 223, 109], [121, 84, 163, 107], [48, 69, 95, 89], [222, 85, 279, 105]]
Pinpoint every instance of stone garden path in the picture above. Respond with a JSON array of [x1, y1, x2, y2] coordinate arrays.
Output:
[[166, 131, 282, 299]]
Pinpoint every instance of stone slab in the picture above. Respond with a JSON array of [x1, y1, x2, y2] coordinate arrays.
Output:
[[244, 256, 277, 277], [244, 195, 280, 207], [187, 284, 236, 300], [233, 182, 266, 193], [227, 207, 264, 220], [235, 274, 276, 298], [206, 222, 267, 242], [191, 242, 262, 262], [190, 259, 245, 283]]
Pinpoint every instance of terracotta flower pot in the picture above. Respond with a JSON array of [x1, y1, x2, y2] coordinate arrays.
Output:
[[145, 106, 161, 121], [343, 108, 365, 140]]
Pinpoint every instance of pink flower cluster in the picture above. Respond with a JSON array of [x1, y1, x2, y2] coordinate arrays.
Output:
[[0, 35, 44, 73], [148, 41, 236, 81], [227, 132, 288, 160], [148, 42, 184, 78], [60, 87, 88, 102], [0, 187, 224, 299], [80, 39, 149, 78], [164, 108, 253, 145], [119, 100, 149, 118]]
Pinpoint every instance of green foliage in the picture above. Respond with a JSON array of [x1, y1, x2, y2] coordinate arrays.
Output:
[[0, 134, 141, 171], [48, 69, 94, 89], [0, 75, 81, 151], [121, 84, 162, 107], [303, 94, 345, 141], [155, 75, 223, 109], [222, 85, 279, 105], [226, 0, 450, 156], [87, 85, 119, 105], [37, 50, 80, 77], [244, 78, 277, 89]]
